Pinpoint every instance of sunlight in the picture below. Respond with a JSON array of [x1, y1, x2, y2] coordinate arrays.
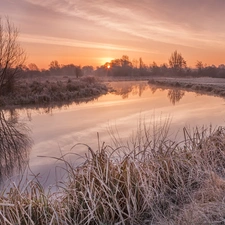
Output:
[[100, 57, 114, 66]]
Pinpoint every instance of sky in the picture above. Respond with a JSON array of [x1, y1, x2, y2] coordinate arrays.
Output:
[[1, 0, 225, 69]]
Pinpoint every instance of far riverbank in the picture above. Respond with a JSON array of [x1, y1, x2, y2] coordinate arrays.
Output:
[[148, 77, 225, 98]]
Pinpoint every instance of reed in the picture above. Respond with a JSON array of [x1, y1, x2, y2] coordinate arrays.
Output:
[[1, 120, 225, 224]]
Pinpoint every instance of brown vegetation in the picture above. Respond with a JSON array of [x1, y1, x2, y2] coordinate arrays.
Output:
[[1, 121, 225, 224], [0, 76, 108, 107]]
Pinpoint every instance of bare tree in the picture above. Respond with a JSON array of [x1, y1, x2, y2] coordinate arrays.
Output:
[[0, 17, 26, 94], [75, 65, 83, 78], [196, 60, 204, 74], [169, 50, 186, 73], [139, 57, 144, 69], [28, 63, 39, 72]]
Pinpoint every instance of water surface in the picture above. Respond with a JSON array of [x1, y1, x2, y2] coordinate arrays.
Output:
[[3, 81, 225, 186]]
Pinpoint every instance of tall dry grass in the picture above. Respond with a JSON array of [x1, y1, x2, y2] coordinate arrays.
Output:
[[1, 120, 225, 224]]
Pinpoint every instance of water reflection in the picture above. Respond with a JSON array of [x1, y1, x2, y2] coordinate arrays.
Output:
[[110, 82, 148, 99], [3, 82, 187, 120], [110, 81, 186, 105], [149, 86, 158, 94], [3, 81, 225, 188], [167, 89, 185, 105], [0, 110, 32, 182]]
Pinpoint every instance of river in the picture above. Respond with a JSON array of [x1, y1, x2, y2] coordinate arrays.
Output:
[[2, 81, 225, 187]]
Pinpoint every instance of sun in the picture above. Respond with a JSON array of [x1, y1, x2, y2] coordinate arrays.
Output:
[[107, 64, 110, 69], [99, 57, 114, 66]]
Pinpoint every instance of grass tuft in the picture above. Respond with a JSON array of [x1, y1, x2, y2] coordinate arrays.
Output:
[[1, 121, 225, 224]]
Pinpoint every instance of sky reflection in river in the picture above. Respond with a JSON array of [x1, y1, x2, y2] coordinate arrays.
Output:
[[6, 81, 225, 186]]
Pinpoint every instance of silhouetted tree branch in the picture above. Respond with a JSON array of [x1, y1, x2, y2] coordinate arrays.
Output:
[[169, 50, 186, 74], [0, 17, 26, 94]]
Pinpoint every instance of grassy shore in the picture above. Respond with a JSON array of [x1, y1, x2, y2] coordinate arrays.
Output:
[[148, 78, 225, 98], [0, 76, 108, 107], [1, 120, 225, 224]]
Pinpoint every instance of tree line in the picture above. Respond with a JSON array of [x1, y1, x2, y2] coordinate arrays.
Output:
[[21, 52, 225, 79], [97, 52, 225, 78]]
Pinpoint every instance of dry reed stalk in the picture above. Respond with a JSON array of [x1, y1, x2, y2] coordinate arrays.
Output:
[[1, 120, 225, 224]]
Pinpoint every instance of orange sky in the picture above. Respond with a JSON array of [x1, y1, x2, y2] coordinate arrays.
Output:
[[1, 0, 225, 69]]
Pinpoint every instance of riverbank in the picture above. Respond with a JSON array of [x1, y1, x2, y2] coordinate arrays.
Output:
[[148, 77, 225, 98], [3, 76, 225, 108], [1, 123, 225, 224], [0, 76, 108, 107]]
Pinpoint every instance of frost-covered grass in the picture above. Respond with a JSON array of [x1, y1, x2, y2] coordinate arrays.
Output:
[[0, 76, 108, 107], [1, 120, 225, 224], [148, 78, 225, 98]]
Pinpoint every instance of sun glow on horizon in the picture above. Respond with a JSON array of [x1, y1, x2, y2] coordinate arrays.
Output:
[[99, 57, 114, 66], [2, 0, 225, 69]]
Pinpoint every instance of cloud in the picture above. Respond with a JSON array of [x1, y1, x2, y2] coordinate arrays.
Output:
[[22, 0, 225, 50], [19, 33, 153, 53]]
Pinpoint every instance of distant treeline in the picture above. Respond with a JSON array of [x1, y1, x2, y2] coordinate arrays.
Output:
[[21, 52, 225, 78]]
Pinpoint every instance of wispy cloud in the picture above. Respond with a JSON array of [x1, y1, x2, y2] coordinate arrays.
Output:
[[1, 0, 223, 66], [23, 0, 225, 49], [19, 34, 153, 53]]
